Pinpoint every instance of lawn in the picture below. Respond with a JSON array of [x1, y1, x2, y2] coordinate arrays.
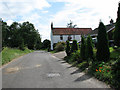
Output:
[[1, 47, 34, 65]]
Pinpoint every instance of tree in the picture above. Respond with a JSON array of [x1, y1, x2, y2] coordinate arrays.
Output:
[[8, 22, 21, 48], [80, 36, 86, 60], [20, 21, 40, 49], [35, 34, 42, 50], [42, 39, 51, 49], [67, 20, 77, 39], [96, 22, 110, 62], [2, 21, 10, 47], [86, 35, 93, 60], [114, 3, 120, 47], [67, 20, 77, 28], [1, 20, 41, 50], [19, 37, 25, 51], [71, 40, 78, 53], [65, 40, 71, 56]]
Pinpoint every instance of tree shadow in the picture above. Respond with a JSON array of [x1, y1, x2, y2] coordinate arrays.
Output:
[[70, 68, 82, 75], [67, 65, 75, 68], [57, 59, 67, 63], [74, 73, 92, 82], [57, 59, 63, 62], [61, 61, 67, 63]]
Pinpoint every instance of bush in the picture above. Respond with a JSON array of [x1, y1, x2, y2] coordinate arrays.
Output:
[[71, 40, 78, 53], [42, 39, 51, 49], [86, 35, 94, 60], [70, 50, 81, 63], [77, 61, 89, 70], [55, 42, 65, 52], [80, 36, 86, 60], [111, 57, 120, 88], [65, 40, 71, 56]]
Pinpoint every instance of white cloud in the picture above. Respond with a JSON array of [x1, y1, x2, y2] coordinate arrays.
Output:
[[0, 0, 51, 20], [6, 19, 14, 25], [0, 0, 120, 41], [42, 10, 49, 13], [50, 0, 119, 29]]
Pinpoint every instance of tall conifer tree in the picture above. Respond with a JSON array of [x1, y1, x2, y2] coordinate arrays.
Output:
[[96, 22, 110, 61], [114, 3, 120, 47]]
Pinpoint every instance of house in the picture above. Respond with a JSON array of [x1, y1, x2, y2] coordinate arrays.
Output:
[[50, 22, 92, 50], [88, 19, 115, 40], [88, 19, 115, 47]]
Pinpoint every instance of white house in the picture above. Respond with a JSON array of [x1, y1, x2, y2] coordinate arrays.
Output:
[[50, 22, 92, 50]]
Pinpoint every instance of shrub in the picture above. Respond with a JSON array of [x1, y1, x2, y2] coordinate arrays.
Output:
[[55, 42, 65, 52], [42, 39, 51, 49], [111, 57, 120, 88], [86, 35, 94, 60], [80, 36, 86, 60], [77, 61, 89, 70], [71, 40, 78, 53], [65, 40, 71, 56], [70, 50, 81, 63], [96, 22, 110, 62]]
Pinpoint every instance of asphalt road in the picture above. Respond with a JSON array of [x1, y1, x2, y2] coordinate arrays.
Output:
[[2, 51, 110, 88]]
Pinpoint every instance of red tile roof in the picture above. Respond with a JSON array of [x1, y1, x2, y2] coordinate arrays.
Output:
[[52, 28, 92, 35]]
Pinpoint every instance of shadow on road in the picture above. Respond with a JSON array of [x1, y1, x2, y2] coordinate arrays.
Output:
[[74, 73, 92, 82], [67, 65, 75, 68], [70, 68, 82, 75]]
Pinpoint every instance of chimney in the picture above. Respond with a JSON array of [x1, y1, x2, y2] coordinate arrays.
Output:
[[51, 22, 53, 30]]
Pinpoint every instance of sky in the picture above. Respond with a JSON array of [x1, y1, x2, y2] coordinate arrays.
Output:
[[0, 0, 119, 41]]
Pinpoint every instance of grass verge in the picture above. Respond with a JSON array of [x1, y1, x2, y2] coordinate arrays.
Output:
[[2, 47, 34, 65]]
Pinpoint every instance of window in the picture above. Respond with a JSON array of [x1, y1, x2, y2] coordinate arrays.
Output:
[[60, 35, 63, 40], [68, 35, 72, 41]]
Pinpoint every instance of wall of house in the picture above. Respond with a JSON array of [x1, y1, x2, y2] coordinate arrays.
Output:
[[50, 30, 53, 50], [52, 35, 81, 44]]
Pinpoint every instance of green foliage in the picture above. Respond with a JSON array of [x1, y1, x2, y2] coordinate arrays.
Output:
[[2, 21, 9, 47], [18, 38, 25, 51], [77, 61, 89, 70], [70, 50, 81, 63], [96, 22, 110, 62], [2, 47, 33, 65], [2, 21, 42, 50], [80, 36, 86, 60], [42, 39, 51, 49], [114, 3, 120, 47], [86, 35, 94, 60], [71, 40, 78, 53], [55, 42, 65, 52], [65, 40, 71, 56], [64, 47, 120, 88], [111, 57, 120, 88]]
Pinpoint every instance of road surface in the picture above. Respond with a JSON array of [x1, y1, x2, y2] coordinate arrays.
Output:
[[2, 51, 110, 88]]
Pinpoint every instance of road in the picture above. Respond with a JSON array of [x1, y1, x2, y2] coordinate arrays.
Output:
[[2, 51, 110, 88]]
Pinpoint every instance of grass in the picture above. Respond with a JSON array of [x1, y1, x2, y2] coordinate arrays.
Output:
[[64, 47, 120, 89], [2, 47, 34, 65], [49, 50, 57, 53]]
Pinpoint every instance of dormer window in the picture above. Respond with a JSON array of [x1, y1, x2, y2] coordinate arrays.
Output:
[[60, 35, 63, 40]]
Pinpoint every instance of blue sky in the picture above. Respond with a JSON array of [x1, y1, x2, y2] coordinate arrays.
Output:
[[0, 0, 119, 41]]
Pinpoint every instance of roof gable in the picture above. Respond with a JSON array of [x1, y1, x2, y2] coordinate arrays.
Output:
[[88, 23, 115, 35]]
